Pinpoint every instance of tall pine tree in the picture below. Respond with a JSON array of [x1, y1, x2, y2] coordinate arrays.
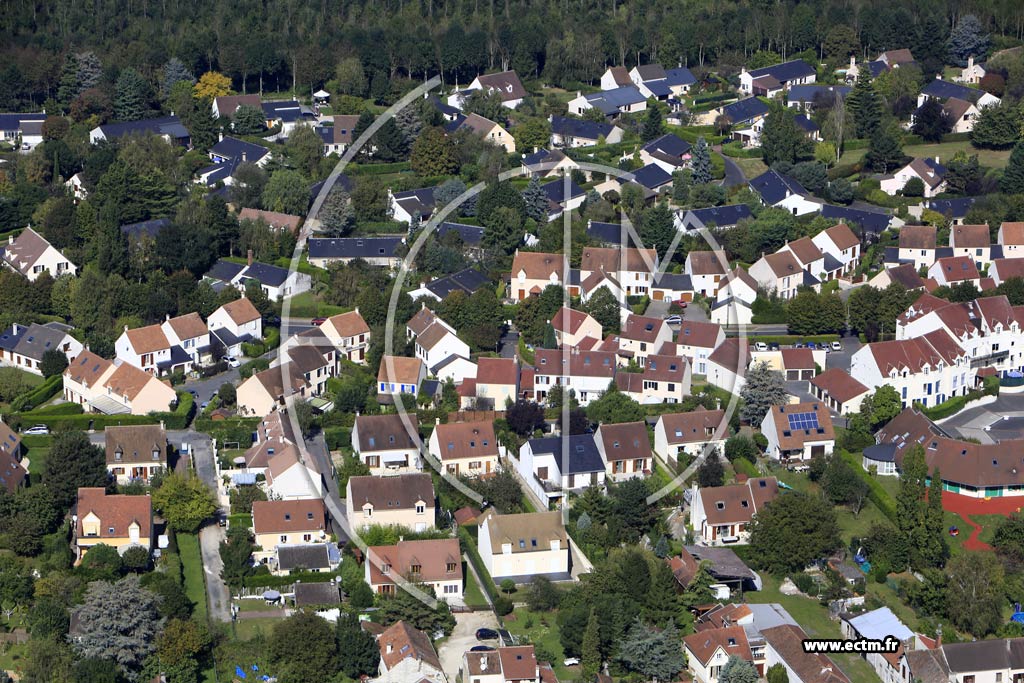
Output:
[[921, 468, 949, 567], [113, 68, 150, 121], [641, 102, 663, 142], [1001, 142, 1024, 194], [580, 608, 601, 679], [846, 66, 882, 138], [691, 137, 711, 184], [896, 444, 927, 569], [521, 176, 548, 222]]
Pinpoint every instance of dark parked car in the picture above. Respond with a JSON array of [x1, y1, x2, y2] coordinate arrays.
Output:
[[476, 628, 499, 641], [470, 645, 495, 652]]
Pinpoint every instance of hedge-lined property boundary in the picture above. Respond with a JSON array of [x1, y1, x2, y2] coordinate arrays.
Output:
[[838, 449, 897, 523], [459, 526, 497, 603], [14, 392, 195, 430], [10, 374, 63, 412]]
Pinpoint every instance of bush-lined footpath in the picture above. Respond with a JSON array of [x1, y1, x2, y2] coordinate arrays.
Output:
[[459, 526, 497, 604], [13, 391, 195, 430]]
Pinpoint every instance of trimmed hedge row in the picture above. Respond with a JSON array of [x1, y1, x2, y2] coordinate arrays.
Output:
[[241, 570, 338, 589], [11, 374, 63, 411], [721, 141, 764, 158], [459, 526, 497, 602], [15, 391, 195, 430], [838, 449, 896, 523], [914, 385, 994, 421], [692, 92, 735, 105], [345, 161, 412, 175], [241, 327, 281, 358]]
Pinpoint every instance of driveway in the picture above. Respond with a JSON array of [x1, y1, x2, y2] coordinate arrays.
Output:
[[824, 335, 862, 373], [498, 330, 519, 359], [715, 147, 746, 188], [186, 431, 232, 623], [306, 431, 349, 542], [181, 370, 241, 407], [644, 299, 671, 318], [938, 394, 1024, 442], [438, 611, 501, 680]]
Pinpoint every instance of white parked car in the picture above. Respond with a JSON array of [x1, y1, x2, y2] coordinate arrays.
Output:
[[754, 342, 768, 351], [222, 355, 241, 368], [830, 341, 842, 352], [23, 424, 49, 435]]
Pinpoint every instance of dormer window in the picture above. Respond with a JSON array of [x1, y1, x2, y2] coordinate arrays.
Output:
[[115, 449, 123, 461], [446, 562, 456, 572], [108, 527, 115, 534], [716, 501, 725, 510]]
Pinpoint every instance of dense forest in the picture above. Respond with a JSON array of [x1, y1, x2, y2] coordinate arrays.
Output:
[[2, 0, 1024, 109]]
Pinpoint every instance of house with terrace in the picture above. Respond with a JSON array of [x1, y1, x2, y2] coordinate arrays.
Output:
[[307, 235, 405, 269], [690, 477, 780, 545], [761, 402, 835, 462], [365, 538, 463, 602], [0, 322, 82, 375], [739, 59, 816, 96], [351, 413, 422, 474], [616, 353, 692, 404], [428, 420, 499, 477], [105, 424, 168, 485], [532, 347, 617, 406], [345, 473, 435, 532], [2, 227, 77, 281], [654, 408, 728, 464], [450, 70, 527, 110], [62, 351, 177, 415], [74, 488, 152, 562], [517, 433, 606, 506], [596, 421, 652, 481], [478, 510, 570, 581], [251, 499, 328, 563], [548, 116, 624, 148]]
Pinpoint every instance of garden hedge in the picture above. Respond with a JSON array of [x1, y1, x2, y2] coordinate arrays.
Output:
[[11, 374, 63, 412], [14, 391, 194, 430]]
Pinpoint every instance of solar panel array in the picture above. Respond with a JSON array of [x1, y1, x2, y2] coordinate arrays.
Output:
[[787, 411, 820, 431]]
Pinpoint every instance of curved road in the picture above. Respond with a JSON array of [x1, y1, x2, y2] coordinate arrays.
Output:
[[713, 145, 747, 188]]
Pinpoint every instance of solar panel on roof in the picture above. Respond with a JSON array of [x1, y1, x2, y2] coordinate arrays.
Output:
[[787, 412, 820, 431]]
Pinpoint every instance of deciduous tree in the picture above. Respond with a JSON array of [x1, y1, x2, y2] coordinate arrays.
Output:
[[748, 492, 840, 574]]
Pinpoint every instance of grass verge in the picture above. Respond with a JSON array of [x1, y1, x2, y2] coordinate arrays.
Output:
[[178, 532, 209, 623]]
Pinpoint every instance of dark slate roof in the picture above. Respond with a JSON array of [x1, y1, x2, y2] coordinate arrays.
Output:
[[541, 179, 585, 203], [443, 112, 467, 134], [262, 100, 312, 124], [157, 343, 193, 369], [120, 218, 171, 239], [427, 95, 462, 120], [587, 221, 623, 244], [749, 169, 808, 205], [209, 136, 270, 163], [664, 67, 697, 87], [720, 97, 770, 124], [424, 268, 490, 299], [0, 113, 45, 132], [240, 262, 289, 288], [0, 323, 68, 362], [206, 259, 246, 283], [882, 246, 906, 264], [308, 236, 404, 259], [653, 272, 693, 290], [787, 85, 851, 104], [644, 80, 672, 98], [922, 79, 986, 104], [794, 114, 818, 133], [523, 148, 557, 166], [866, 60, 889, 78], [393, 187, 436, 217], [820, 204, 891, 235], [822, 253, 844, 273], [96, 115, 189, 141], [198, 162, 233, 184], [309, 175, 352, 208], [748, 59, 816, 82], [925, 197, 975, 218], [633, 163, 672, 190], [584, 86, 646, 115], [437, 222, 484, 246], [294, 582, 342, 607], [277, 544, 334, 571], [526, 434, 605, 474], [922, 157, 948, 177], [684, 204, 753, 229], [863, 443, 897, 463], [210, 327, 253, 348], [643, 133, 691, 158], [550, 116, 615, 141]]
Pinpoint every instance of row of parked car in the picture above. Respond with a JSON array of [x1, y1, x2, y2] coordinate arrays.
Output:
[[752, 340, 843, 352]]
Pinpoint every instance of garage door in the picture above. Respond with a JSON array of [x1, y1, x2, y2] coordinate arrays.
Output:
[[652, 290, 664, 301], [786, 370, 800, 380], [679, 292, 693, 302], [801, 369, 814, 380]]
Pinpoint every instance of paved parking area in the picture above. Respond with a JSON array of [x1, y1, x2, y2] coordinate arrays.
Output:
[[438, 611, 501, 679], [824, 335, 862, 373]]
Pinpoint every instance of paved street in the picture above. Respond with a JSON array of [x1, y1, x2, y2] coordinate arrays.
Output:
[[714, 146, 746, 188]]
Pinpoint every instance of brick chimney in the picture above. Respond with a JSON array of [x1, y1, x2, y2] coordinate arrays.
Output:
[[247, 249, 254, 266]]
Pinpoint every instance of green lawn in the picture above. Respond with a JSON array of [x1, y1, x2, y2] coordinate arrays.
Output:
[[232, 616, 286, 641], [503, 608, 575, 680], [282, 290, 350, 319], [463, 565, 490, 610], [748, 575, 882, 683], [837, 140, 1012, 169], [177, 532, 209, 623], [732, 156, 769, 179]]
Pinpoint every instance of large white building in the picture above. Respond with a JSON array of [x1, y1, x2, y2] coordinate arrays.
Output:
[[477, 510, 570, 582]]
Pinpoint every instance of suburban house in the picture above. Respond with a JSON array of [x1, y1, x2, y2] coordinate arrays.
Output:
[[307, 236, 405, 269], [948, 223, 993, 269], [207, 297, 263, 358], [821, 203, 893, 236], [414, 320, 471, 372], [917, 77, 1000, 110], [628, 63, 697, 99], [346, 473, 435, 532], [749, 169, 820, 216], [448, 112, 516, 153], [475, 358, 519, 409], [683, 626, 755, 683], [238, 207, 302, 233], [516, 433, 606, 506], [925, 197, 976, 226], [786, 84, 850, 113], [580, 246, 659, 298], [409, 267, 489, 302], [477, 510, 570, 581], [351, 413, 423, 474], [376, 620, 446, 683], [705, 338, 749, 393], [239, 411, 295, 474], [677, 204, 753, 233], [685, 251, 727, 297], [365, 538, 463, 601], [809, 368, 870, 416], [160, 313, 212, 367], [880, 158, 948, 198], [212, 94, 261, 119], [275, 340, 335, 398], [652, 272, 696, 304], [0, 322, 83, 376], [761, 624, 852, 683], [617, 353, 692, 405], [928, 255, 982, 288], [389, 187, 436, 226], [251, 499, 328, 562], [89, 115, 190, 145], [377, 355, 426, 401], [462, 646, 542, 683], [760, 402, 836, 462], [211, 257, 312, 301], [198, 136, 271, 185], [116, 324, 189, 376], [850, 331, 971, 410], [551, 307, 602, 347], [236, 363, 309, 417], [62, 350, 177, 416], [428, 421, 499, 477], [261, 100, 314, 135], [676, 320, 726, 376], [998, 221, 1024, 256], [739, 59, 816, 95], [510, 250, 568, 300], [867, 263, 927, 291], [636, 133, 692, 172], [540, 179, 586, 220], [840, 607, 915, 683], [957, 55, 988, 84], [0, 112, 46, 149], [749, 251, 806, 300], [105, 424, 168, 485], [810, 223, 861, 278], [596, 421, 652, 481], [0, 419, 26, 495], [549, 115, 624, 148], [654, 409, 727, 464], [777, 237, 832, 284], [264, 445, 324, 500], [690, 477, 780, 545], [990, 257, 1024, 287], [451, 70, 527, 109], [894, 224, 939, 271], [316, 114, 360, 154], [617, 314, 673, 367], [521, 148, 580, 178], [567, 86, 647, 117], [710, 269, 759, 326], [717, 98, 771, 146], [2, 227, 77, 281], [320, 310, 371, 364], [74, 487, 152, 562], [532, 347, 617, 406]]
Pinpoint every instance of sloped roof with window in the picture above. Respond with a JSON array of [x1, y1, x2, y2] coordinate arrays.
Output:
[[367, 538, 462, 586], [104, 424, 167, 466], [483, 510, 568, 553], [252, 499, 326, 535], [354, 413, 420, 452], [597, 421, 650, 461], [683, 626, 752, 667], [348, 473, 434, 510], [433, 421, 498, 461], [659, 408, 726, 445]]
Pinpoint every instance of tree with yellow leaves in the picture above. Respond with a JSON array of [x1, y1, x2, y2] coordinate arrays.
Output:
[[193, 71, 233, 100]]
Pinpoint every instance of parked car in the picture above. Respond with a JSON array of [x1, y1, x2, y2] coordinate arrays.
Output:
[[806, 342, 817, 350], [793, 342, 805, 348], [311, 317, 327, 326], [222, 355, 241, 368], [23, 424, 49, 436], [754, 342, 768, 351], [768, 342, 780, 351], [476, 628, 499, 641], [675, 300, 689, 308], [831, 341, 842, 351], [471, 646, 495, 652], [564, 658, 581, 667], [200, 401, 210, 410], [664, 315, 682, 324]]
